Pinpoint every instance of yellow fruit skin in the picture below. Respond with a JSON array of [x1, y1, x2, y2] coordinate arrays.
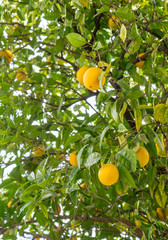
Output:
[[83, 67, 105, 91], [33, 145, 45, 157], [4, 50, 13, 63], [76, 66, 89, 85], [136, 53, 145, 69], [136, 146, 149, 167], [98, 163, 119, 186], [157, 208, 165, 221], [108, 16, 120, 29], [69, 151, 78, 166], [16, 69, 28, 81]]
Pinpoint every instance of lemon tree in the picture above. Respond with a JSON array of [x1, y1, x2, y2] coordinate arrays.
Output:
[[0, 0, 168, 239]]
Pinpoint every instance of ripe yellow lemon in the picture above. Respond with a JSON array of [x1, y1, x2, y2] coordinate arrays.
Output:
[[4, 49, 13, 63], [33, 144, 45, 157], [136, 146, 149, 167], [16, 69, 28, 81], [108, 16, 120, 29], [83, 67, 105, 91], [69, 151, 78, 166], [157, 207, 165, 221], [156, 138, 168, 158], [98, 163, 119, 186], [76, 66, 90, 85], [136, 53, 145, 69]]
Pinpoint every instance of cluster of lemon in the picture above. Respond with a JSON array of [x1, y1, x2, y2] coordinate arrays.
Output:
[[69, 146, 149, 187], [0, 49, 13, 63], [76, 66, 106, 91], [0, 49, 28, 81]]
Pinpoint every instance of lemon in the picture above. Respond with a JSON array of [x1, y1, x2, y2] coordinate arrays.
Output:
[[16, 69, 28, 81], [83, 67, 105, 91], [136, 53, 145, 69], [69, 151, 78, 166], [4, 49, 13, 63], [98, 163, 119, 186], [136, 146, 149, 167], [76, 66, 89, 85], [108, 16, 120, 29], [33, 144, 45, 157]]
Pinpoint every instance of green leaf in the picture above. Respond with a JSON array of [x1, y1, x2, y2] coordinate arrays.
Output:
[[131, 23, 139, 39], [117, 149, 137, 172], [120, 24, 127, 42], [9, 166, 22, 182], [77, 144, 88, 169], [111, 101, 118, 123], [128, 37, 141, 54], [127, 90, 143, 100], [99, 126, 109, 149], [118, 165, 137, 189], [40, 203, 48, 218], [68, 167, 79, 182], [115, 178, 127, 195], [25, 204, 35, 221], [35, 212, 47, 226], [148, 166, 157, 183], [134, 108, 142, 132], [36, 170, 44, 183], [84, 152, 101, 167], [116, 7, 136, 20], [96, 5, 110, 15], [153, 104, 168, 124], [66, 33, 87, 47], [20, 201, 34, 213], [40, 190, 55, 200]]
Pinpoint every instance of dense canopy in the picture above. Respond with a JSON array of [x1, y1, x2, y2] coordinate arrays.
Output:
[[0, 0, 168, 239]]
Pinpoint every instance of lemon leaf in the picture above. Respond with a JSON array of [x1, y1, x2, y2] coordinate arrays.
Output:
[[134, 108, 142, 132], [153, 104, 168, 124], [99, 126, 109, 149], [85, 152, 101, 167], [120, 24, 127, 42], [66, 33, 87, 47], [117, 149, 137, 172], [155, 188, 167, 208], [77, 144, 88, 169], [118, 165, 137, 189]]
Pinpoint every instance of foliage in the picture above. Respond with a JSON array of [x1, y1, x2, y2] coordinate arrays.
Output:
[[0, 0, 168, 239]]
